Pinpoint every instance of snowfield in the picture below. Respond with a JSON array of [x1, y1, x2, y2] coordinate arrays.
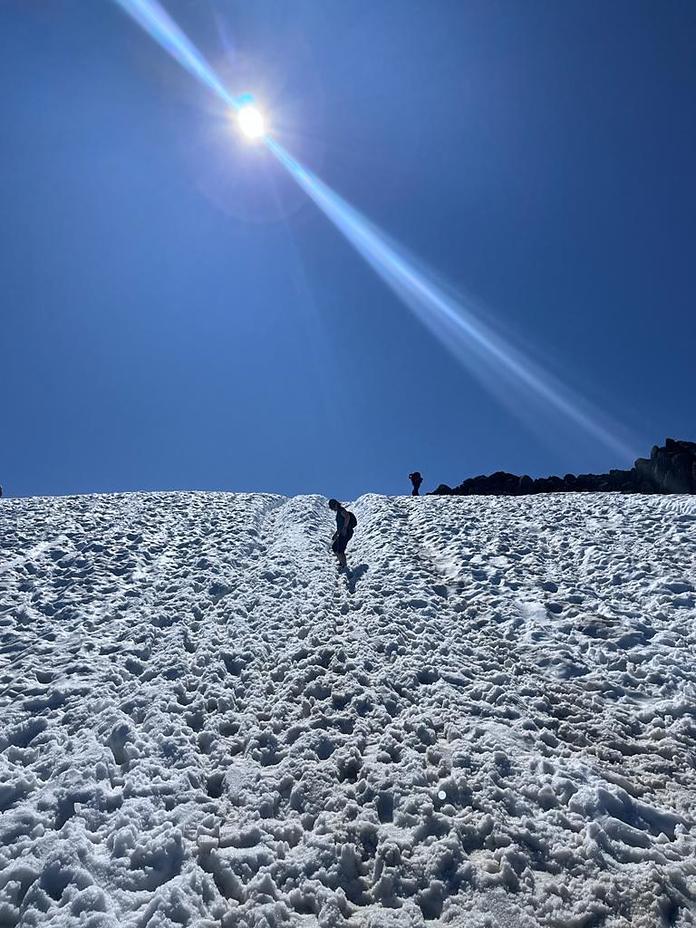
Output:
[[1, 491, 695, 928]]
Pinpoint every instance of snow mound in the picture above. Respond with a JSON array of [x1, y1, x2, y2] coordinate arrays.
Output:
[[1, 491, 695, 927]]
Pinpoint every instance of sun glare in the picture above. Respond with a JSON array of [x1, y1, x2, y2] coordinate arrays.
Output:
[[237, 104, 265, 140]]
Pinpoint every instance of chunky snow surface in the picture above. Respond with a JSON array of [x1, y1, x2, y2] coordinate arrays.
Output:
[[1, 492, 695, 928]]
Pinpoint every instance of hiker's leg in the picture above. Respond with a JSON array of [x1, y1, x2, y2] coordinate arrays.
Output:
[[335, 533, 349, 566]]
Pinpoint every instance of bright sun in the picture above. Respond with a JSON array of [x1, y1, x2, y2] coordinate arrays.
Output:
[[237, 105, 265, 140]]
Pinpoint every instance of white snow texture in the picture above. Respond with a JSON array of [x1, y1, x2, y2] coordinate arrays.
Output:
[[1, 491, 695, 928]]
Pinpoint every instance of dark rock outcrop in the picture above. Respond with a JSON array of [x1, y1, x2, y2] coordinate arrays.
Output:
[[430, 438, 696, 496]]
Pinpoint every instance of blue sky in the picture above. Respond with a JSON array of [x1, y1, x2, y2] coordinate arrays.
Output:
[[1, 0, 694, 499]]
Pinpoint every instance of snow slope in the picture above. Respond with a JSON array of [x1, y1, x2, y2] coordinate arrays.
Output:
[[1, 492, 695, 928]]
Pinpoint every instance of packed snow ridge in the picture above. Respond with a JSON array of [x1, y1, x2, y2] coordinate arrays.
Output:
[[1, 492, 695, 928]]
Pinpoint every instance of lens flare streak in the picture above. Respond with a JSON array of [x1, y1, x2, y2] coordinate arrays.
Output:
[[113, 0, 636, 460], [267, 140, 634, 459], [114, 0, 238, 108]]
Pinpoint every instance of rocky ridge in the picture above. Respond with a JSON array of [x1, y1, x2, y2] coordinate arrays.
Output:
[[432, 438, 696, 497]]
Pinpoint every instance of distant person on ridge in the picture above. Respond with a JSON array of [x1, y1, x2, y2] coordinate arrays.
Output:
[[328, 499, 356, 568], [409, 472, 423, 496]]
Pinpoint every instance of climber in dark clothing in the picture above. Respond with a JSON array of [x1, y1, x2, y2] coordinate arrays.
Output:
[[328, 498, 356, 568], [409, 472, 423, 496]]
